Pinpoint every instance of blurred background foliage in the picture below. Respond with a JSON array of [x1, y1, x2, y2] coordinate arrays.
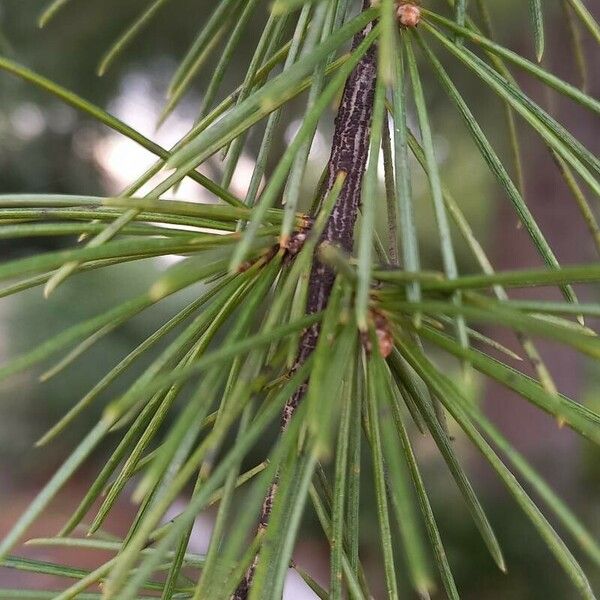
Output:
[[0, 1, 599, 597]]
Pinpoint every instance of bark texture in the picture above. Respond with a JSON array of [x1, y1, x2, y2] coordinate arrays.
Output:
[[282, 4, 377, 428], [232, 4, 377, 597]]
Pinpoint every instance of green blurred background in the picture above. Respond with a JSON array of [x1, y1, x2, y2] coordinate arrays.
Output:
[[0, 0, 599, 597]]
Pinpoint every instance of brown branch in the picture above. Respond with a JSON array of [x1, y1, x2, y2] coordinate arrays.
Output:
[[232, 3, 377, 598]]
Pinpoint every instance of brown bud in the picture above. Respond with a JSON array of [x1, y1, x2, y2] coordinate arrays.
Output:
[[373, 311, 394, 358], [362, 310, 395, 358], [376, 327, 394, 358], [397, 3, 421, 27]]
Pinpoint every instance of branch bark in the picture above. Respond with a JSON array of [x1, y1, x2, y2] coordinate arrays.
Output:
[[232, 3, 377, 597]]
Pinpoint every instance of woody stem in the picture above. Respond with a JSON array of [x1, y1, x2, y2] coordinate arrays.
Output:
[[232, 3, 378, 598]]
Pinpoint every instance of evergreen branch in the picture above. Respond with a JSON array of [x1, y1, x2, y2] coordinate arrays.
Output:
[[232, 2, 378, 597]]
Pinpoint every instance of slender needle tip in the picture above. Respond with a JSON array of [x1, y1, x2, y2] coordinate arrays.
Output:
[[43, 284, 54, 299], [131, 485, 147, 505]]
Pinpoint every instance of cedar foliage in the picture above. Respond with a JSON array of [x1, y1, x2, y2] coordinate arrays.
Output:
[[0, 0, 599, 598]]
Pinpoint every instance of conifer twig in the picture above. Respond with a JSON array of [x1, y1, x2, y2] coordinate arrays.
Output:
[[232, 2, 378, 598]]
